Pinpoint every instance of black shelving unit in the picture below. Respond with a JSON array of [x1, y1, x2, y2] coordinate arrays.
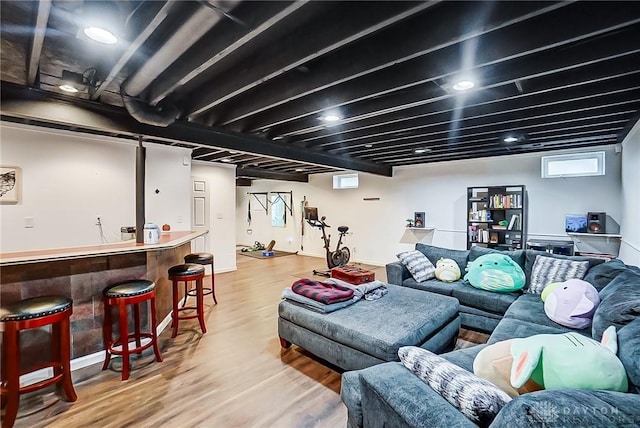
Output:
[[467, 185, 527, 250]]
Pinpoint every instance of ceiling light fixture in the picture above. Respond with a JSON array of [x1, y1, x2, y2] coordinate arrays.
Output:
[[503, 136, 519, 143], [364, 144, 373, 148], [295, 168, 305, 172], [414, 147, 431, 154], [59, 84, 79, 93], [80, 2, 121, 45], [83, 26, 118, 44], [220, 158, 232, 163], [452, 80, 475, 91], [319, 114, 342, 122]]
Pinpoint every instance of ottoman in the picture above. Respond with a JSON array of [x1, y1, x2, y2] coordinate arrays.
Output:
[[278, 283, 460, 371]]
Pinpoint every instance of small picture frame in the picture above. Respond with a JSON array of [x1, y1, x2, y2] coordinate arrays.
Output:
[[414, 212, 425, 228], [0, 165, 21, 204]]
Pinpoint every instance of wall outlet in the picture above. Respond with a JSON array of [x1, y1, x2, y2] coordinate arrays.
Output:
[[352, 246, 356, 253], [95, 216, 102, 226]]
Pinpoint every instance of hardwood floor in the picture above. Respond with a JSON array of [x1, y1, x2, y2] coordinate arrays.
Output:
[[9, 254, 388, 428]]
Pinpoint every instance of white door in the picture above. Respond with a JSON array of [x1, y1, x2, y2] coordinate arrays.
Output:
[[191, 176, 209, 254]]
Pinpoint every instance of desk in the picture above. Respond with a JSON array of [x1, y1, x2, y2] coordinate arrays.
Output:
[[0, 231, 207, 361]]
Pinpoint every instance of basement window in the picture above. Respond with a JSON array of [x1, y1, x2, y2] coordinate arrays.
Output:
[[333, 173, 359, 189], [541, 151, 605, 178]]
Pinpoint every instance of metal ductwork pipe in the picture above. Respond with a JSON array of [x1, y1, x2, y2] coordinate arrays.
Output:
[[122, 0, 241, 99], [121, 87, 180, 127]]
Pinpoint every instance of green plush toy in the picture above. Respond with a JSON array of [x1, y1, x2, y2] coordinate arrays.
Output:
[[463, 253, 525, 292], [435, 258, 461, 282], [511, 326, 628, 392]]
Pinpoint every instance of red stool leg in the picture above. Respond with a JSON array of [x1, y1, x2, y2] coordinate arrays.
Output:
[[210, 260, 217, 304], [118, 300, 130, 381], [171, 279, 180, 338], [133, 303, 142, 356], [2, 324, 20, 428], [149, 294, 163, 363], [102, 298, 113, 371], [196, 277, 207, 334], [57, 315, 77, 401]]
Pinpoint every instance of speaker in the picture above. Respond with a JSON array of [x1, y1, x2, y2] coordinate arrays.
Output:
[[587, 212, 606, 234]]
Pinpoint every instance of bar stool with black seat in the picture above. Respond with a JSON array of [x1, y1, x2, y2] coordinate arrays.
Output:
[[102, 279, 163, 381], [183, 252, 217, 304], [168, 264, 206, 338], [1, 295, 77, 428]]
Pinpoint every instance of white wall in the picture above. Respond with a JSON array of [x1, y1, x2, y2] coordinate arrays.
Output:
[[236, 145, 623, 267], [0, 123, 191, 252], [191, 162, 237, 273], [619, 119, 640, 265]]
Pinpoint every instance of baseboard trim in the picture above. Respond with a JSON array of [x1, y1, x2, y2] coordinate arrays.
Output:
[[19, 309, 175, 387]]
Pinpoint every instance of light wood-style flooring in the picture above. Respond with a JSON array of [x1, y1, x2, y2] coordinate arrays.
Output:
[[9, 254, 486, 428]]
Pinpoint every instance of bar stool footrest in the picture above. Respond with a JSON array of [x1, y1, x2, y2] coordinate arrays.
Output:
[[186, 287, 213, 297], [107, 333, 157, 355]]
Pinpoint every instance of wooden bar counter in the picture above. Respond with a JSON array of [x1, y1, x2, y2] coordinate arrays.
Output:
[[0, 231, 207, 361]]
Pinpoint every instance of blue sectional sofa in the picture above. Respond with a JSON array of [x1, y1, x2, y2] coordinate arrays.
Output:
[[341, 244, 640, 428]]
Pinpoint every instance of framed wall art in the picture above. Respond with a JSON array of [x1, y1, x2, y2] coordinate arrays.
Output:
[[0, 165, 21, 204]]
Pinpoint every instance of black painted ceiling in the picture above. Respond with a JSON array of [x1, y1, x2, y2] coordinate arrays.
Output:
[[1, 1, 639, 182]]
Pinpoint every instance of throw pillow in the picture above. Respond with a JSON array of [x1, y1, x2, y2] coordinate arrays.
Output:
[[510, 326, 628, 392], [473, 327, 628, 396], [397, 250, 435, 282], [543, 278, 600, 329], [463, 253, 525, 293], [398, 346, 511, 427], [527, 255, 589, 294], [434, 258, 461, 282]]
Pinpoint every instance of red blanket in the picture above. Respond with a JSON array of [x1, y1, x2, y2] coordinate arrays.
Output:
[[291, 278, 354, 304]]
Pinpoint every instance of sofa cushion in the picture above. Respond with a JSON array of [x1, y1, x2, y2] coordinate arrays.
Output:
[[504, 294, 591, 336], [441, 344, 488, 373], [416, 243, 469, 272], [618, 318, 640, 393], [449, 282, 519, 315], [488, 318, 568, 344], [583, 258, 640, 291], [527, 255, 589, 294], [397, 250, 436, 282], [468, 246, 525, 270], [401, 278, 457, 296], [592, 269, 640, 340], [524, 250, 604, 285], [398, 346, 511, 427], [491, 390, 640, 428]]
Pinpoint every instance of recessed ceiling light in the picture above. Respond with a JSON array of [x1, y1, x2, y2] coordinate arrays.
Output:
[[452, 80, 475, 91], [83, 26, 118, 44], [319, 114, 342, 122], [220, 158, 232, 163], [295, 168, 305, 172], [59, 84, 79, 93], [503, 136, 519, 143], [414, 147, 431, 154], [364, 144, 373, 148]]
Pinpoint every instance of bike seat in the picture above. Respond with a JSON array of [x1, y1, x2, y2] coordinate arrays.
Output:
[[337, 226, 349, 233]]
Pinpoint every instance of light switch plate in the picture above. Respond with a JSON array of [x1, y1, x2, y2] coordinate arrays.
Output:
[[24, 217, 35, 228]]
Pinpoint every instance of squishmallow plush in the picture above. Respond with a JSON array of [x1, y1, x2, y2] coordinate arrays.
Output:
[[435, 258, 461, 282], [540, 281, 562, 302], [463, 253, 525, 292], [544, 278, 600, 329], [473, 326, 628, 396]]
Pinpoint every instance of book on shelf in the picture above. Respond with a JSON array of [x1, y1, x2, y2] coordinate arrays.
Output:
[[508, 214, 520, 230], [492, 225, 507, 230]]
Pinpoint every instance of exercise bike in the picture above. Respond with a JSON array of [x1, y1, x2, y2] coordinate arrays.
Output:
[[305, 210, 351, 276]]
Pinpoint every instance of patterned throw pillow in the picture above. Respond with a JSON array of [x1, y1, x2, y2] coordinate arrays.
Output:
[[527, 255, 589, 294], [397, 250, 436, 282], [399, 346, 511, 427]]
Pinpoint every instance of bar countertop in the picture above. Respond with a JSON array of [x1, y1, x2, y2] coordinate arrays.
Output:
[[0, 230, 208, 266]]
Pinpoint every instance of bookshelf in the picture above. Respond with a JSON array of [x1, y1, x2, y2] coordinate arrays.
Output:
[[467, 185, 527, 250]]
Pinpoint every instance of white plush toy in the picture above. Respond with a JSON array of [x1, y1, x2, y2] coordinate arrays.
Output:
[[435, 258, 461, 282]]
